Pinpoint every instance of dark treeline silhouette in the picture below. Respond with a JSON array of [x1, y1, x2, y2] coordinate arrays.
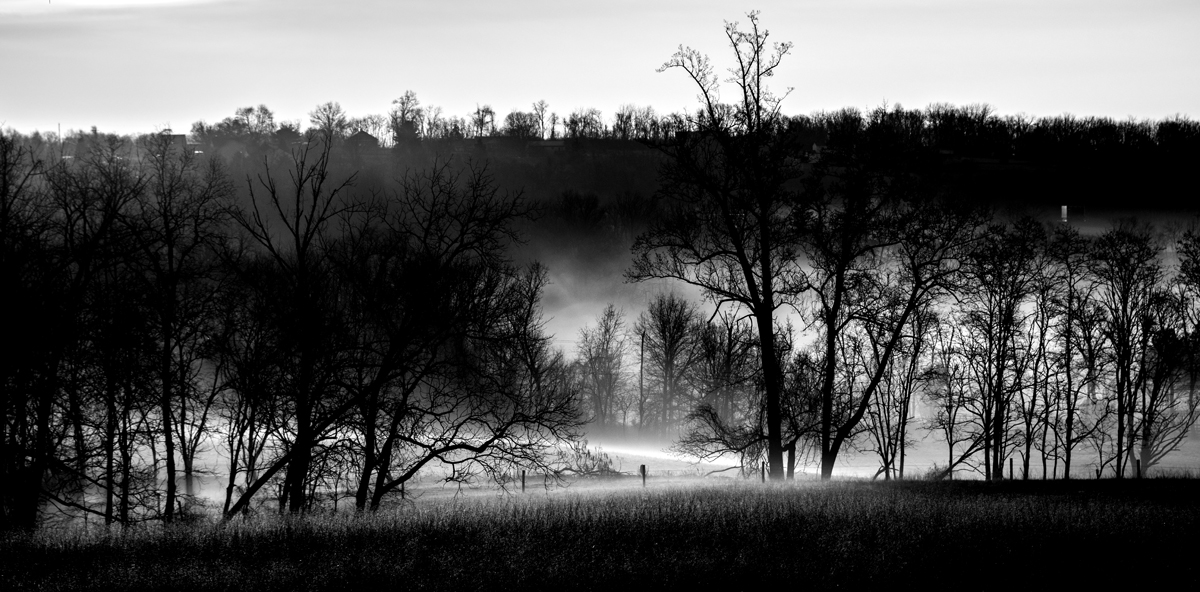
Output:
[[587, 216, 1200, 482], [614, 11, 1200, 483], [0, 130, 583, 532], [5, 107, 1199, 528], [5, 11, 1200, 530]]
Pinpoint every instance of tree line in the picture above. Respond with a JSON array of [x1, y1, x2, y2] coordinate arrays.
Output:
[[0, 130, 584, 532], [4, 9, 1200, 531], [176, 97, 1200, 163], [578, 215, 1200, 481], [617, 10, 1200, 482]]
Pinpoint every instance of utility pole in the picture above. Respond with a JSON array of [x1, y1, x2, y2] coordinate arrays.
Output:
[[639, 331, 645, 433]]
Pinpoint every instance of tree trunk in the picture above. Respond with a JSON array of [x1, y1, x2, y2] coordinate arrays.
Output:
[[757, 307, 784, 481], [369, 411, 404, 511], [354, 393, 379, 512], [286, 402, 313, 514], [161, 340, 177, 522], [118, 388, 132, 525], [786, 442, 795, 480], [104, 378, 118, 525], [68, 379, 87, 507], [183, 454, 195, 498]]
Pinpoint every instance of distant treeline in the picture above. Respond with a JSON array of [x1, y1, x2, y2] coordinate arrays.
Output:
[[15, 99, 1199, 212]]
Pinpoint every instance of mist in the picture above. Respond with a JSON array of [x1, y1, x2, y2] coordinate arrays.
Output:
[[6, 6, 1200, 589]]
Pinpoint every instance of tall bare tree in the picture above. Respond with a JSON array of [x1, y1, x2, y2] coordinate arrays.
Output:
[[224, 134, 359, 515], [630, 11, 804, 479], [532, 100, 549, 140]]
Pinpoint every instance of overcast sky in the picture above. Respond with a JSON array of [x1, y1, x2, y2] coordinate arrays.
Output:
[[1, 0, 1197, 135]]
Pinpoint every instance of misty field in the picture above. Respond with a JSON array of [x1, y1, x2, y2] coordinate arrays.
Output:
[[3, 479, 1197, 591]]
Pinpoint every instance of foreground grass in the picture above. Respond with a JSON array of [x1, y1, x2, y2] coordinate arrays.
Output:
[[3, 479, 1198, 591]]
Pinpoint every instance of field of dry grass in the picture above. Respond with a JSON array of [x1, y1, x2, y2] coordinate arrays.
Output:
[[3, 477, 1198, 591]]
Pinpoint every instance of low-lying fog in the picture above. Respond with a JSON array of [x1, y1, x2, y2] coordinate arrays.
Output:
[[157, 430, 1200, 513], [527, 203, 1197, 361]]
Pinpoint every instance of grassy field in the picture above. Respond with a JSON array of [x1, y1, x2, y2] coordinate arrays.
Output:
[[3, 478, 1198, 591]]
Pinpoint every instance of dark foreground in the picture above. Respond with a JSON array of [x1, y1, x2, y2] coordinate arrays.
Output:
[[3, 479, 1198, 591]]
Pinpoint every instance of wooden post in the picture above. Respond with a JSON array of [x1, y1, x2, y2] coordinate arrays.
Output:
[[521, 470, 526, 492], [1009, 458, 1013, 480], [640, 464, 646, 488], [1136, 459, 1141, 479], [761, 462, 765, 483], [786, 444, 795, 481]]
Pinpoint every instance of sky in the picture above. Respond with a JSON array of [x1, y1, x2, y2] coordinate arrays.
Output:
[[1, 0, 1197, 135]]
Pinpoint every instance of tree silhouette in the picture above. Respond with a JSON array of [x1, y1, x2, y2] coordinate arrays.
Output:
[[629, 11, 804, 480], [576, 304, 630, 429], [135, 132, 232, 520], [308, 101, 349, 140], [1090, 220, 1164, 477], [224, 134, 359, 515], [634, 292, 701, 431]]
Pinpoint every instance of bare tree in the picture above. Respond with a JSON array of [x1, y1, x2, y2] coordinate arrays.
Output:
[[630, 11, 803, 479], [1016, 230, 1057, 479], [688, 310, 758, 425], [502, 111, 541, 140], [922, 318, 981, 479], [633, 293, 701, 432], [135, 132, 233, 519], [0, 131, 52, 531], [330, 158, 574, 511], [565, 108, 604, 139], [211, 250, 287, 517], [308, 101, 349, 140], [532, 100, 549, 139], [865, 307, 935, 480], [1135, 289, 1200, 473], [633, 106, 661, 141], [1, 133, 149, 529], [676, 319, 817, 478], [1090, 220, 1162, 477], [802, 130, 983, 480], [223, 134, 359, 516], [612, 105, 636, 140], [576, 305, 630, 429], [956, 218, 1044, 480], [389, 91, 423, 144], [471, 105, 497, 138], [422, 105, 444, 139]]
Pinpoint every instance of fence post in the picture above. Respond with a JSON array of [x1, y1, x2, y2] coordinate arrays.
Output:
[[1136, 459, 1141, 479], [761, 462, 765, 483], [1009, 458, 1013, 480], [640, 464, 646, 488], [522, 470, 526, 492]]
